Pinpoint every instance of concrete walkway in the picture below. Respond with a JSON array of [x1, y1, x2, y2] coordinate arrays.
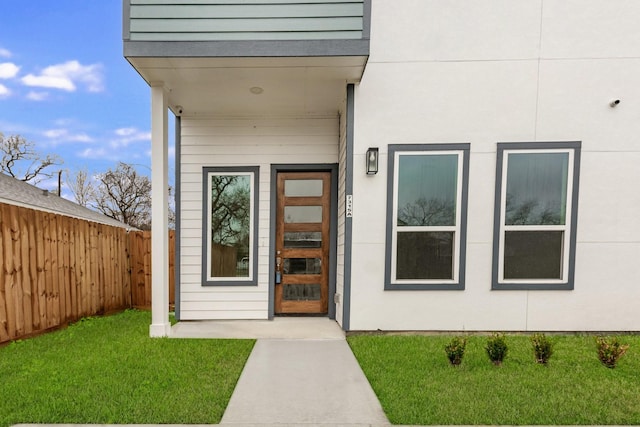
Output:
[[221, 339, 389, 425], [173, 317, 389, 426]]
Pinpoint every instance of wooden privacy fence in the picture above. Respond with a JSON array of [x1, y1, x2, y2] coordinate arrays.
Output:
[[0, 202, 175, 344]]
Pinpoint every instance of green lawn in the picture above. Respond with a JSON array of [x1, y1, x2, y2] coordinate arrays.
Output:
[[348, 334, 640, 425], [0, 310, 254, 427]]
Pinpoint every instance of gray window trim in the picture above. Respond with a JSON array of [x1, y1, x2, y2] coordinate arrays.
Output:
[[491, 141, 581, 291], [342, 83, 355, 329], [201, 166, 259, 287], [384, 143, 470, 291]]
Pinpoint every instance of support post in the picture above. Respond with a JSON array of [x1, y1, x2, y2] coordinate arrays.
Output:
[[149, 83, 171, 337]]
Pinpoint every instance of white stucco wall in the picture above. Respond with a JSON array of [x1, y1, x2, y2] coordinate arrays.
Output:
[[348, 0, 640, 331], [179, 116, 339, 320]]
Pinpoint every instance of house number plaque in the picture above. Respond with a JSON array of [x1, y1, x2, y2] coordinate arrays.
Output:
[[346, 195, 353, 218]]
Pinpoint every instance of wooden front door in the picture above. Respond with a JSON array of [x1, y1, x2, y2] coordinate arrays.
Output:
[[275, 172, 331, 314]]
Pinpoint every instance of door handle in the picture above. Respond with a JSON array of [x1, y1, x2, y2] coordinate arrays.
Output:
[[275, 251, 282, 284]]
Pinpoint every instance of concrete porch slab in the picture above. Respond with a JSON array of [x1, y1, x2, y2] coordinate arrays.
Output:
[[170, 317, 345, 340]]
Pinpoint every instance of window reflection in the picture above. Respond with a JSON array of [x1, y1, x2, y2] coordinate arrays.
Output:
[[505, 153, 568, 225], [210, 174, 251, 278], [397, 154, 458, 226]]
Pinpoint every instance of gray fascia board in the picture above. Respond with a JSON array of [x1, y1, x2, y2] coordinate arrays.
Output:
[[124, 39, 369, 58], [362, 0, 371, 40]]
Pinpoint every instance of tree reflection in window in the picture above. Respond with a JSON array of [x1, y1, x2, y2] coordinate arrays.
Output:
[[398, 197, 455, 226], [504, 152, 568, 226], [210, 175, 250, 277]]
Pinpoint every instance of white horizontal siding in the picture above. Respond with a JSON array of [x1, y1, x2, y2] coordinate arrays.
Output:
[[179, 309, 267, 320], [179, 115, 339, 321], [129, 1, 364, 42], [131, 4, 363, 19]]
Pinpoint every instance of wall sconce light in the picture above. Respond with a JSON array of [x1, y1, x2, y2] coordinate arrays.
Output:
[[366, 147, 379, 175]]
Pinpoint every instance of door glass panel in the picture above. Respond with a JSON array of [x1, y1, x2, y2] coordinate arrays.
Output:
[[282, 284, 321, 301], [283, 258, 322, 275], [284, 232, 322, 248], [284, 206, 322, 223], [285, 179, 323, 197]]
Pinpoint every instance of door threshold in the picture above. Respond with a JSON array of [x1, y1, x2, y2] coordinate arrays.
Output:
[[275, 313, 329, 318]]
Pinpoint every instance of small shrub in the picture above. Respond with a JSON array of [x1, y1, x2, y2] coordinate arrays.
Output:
[[595, 336, 629, 368], [486, 333, 508, 366], [531, 333, 554, 365], [444, 336, 467, 366]]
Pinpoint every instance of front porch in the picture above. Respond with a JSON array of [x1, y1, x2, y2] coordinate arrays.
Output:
[[170, 316, 345, 339]]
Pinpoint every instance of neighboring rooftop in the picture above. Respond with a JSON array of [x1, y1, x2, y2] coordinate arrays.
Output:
[[0, 172, 135, 230]]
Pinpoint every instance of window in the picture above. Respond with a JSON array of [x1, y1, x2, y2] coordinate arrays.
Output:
[[202, 166, 259, 286], [492, 142, 581, 290], [385, 144, 469, 290]]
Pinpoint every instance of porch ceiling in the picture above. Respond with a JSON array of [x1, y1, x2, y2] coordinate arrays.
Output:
[[127, 56, 367, 116]]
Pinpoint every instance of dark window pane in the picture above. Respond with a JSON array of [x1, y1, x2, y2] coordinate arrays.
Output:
[[284, 206, 322, 223], [210, 174, 251, 278], [285, 179, 323, 197], [505, 153, 568, 225], [397, 154, 458, 226], [396, 232, 453, 280], [504, 231, 563, 279], [284, 232, 322, 248], [283, 258, 321, 275], [282, 284, 321, 301]]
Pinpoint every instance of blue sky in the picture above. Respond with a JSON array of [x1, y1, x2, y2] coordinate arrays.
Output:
[[0, 1, 173, 195]]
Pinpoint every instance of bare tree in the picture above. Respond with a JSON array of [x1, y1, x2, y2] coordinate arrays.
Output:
[[66, 168, 96, 207], [0, 132, 62, 184], [94, 162, 152, 230]]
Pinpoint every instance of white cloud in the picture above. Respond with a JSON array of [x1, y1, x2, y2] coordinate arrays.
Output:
[[0, 48, 11, 58], [43, 128, 94, 143], [110, 127, 151, 147], [0, 62, 20, 79], [21, 60, 104, 93], [26, 91, 49, 101], [43, 129, 66, 138], [0, 84, 10, 97], [78, 147, 107, 158]]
